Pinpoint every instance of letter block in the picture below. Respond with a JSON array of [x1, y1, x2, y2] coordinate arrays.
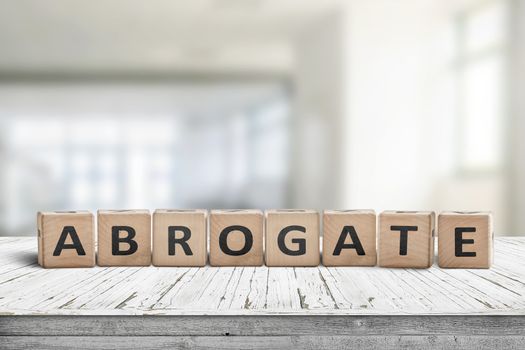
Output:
[[322, 210, 377, 266], [37, 211, 95, 268], [378, 211, 435, 268], [153, 209, 207, 267], [438, 211, 493, 268], [265, 210, 320, 267], [97, 210, 151, 266], [209, 210, 263, 266]]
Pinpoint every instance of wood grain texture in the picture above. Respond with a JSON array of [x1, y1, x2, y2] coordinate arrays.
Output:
[[0, 237, 524, 316], [2, 335, 525, 350], [152, 209, 207, 267], [97, 210, 151, 266], [265, 210, 320, 267], [209, 210, 263, 266], [37, 211, 95, 268], [1, 237, 525, 349], [2, 315, 525, 336], [378, 211, 434, 268], [322, 210, 376, 266], [438, 211, 493, 268]]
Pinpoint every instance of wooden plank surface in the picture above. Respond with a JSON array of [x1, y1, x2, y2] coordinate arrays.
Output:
[[0, 237, 524, 316], [1, 315, 525, 336], [2, 335, 525, 350]]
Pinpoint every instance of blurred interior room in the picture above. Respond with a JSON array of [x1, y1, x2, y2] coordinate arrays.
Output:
[[0, 0, 523, 236]]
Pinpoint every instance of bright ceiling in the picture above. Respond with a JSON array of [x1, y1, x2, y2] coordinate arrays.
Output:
[[0, 0, 342, 74]]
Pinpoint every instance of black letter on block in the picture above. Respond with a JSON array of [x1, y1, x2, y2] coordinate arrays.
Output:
[[390, 225, 418, 255], [53, 226, 86, 256], [455, 227, 476, 257], [168, 226, 193, 256], [219, 225, 253, 256], [112, 226, 138, 255], [333, 226, 365, 256], [278, 225, 306, 256]]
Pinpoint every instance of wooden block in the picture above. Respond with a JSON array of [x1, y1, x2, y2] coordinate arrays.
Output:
[[97, 210, 151, 266], [322, 210, 377, 266], [265, 210, 320, 267], [438, 211, 493, 268], [209, 209, 263, 266], [152, 209, 207, 267], [37, 211, 95, 268], [378, 211, 435, 268]]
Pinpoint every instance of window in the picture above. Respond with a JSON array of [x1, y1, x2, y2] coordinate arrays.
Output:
[[0, 83, 292, 235]]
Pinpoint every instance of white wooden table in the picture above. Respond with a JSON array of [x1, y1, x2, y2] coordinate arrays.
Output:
[[0, 237, 524, 349]]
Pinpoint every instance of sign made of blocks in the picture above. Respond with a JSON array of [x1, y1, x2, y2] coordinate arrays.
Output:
[[35, 208, 494, 268], [438, 211, 493, 269], [378, 211, 435, 268], [97, 210, 151, 266], [209, 209, 263, 266], [37, 211, 95, 268], [322, 210, 377, 266], [265, 210, 320, 267], [153, 209, 207, 267]]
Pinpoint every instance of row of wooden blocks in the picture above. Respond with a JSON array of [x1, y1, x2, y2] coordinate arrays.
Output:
[[37, 209, 493, 269]]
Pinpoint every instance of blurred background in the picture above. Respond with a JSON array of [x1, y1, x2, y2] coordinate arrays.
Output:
[[0, 0, 523, 236]]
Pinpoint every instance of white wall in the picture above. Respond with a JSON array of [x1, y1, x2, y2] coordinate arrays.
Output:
[[343, 0, 441, 210], [291, 11, 345, 209]]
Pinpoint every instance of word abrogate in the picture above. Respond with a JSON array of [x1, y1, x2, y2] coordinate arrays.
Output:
[[37, 209, 493, 269]]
